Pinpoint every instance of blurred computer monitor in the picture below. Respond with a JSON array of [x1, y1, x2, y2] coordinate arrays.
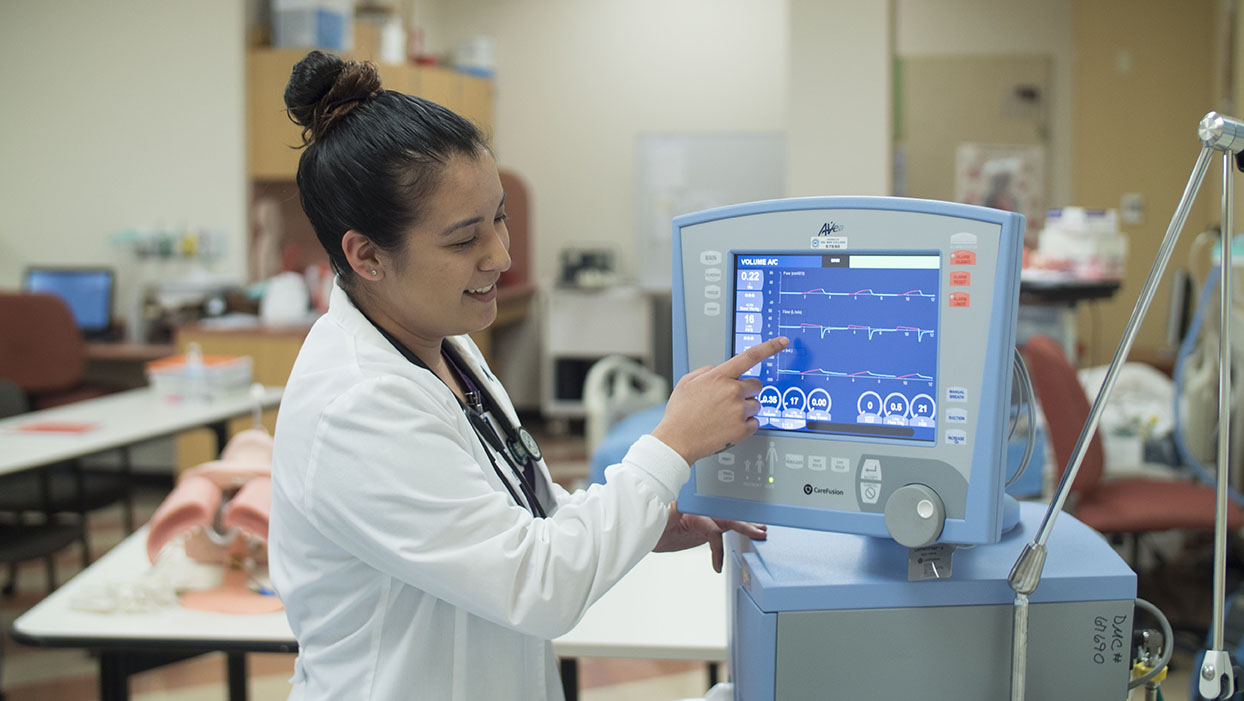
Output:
[[22, 267, 115, 339]]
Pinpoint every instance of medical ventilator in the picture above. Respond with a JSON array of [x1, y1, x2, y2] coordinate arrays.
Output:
[[671, 197, 1140, 699]]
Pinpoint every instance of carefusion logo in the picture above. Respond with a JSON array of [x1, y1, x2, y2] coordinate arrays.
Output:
[[803, 483, 844, 496]]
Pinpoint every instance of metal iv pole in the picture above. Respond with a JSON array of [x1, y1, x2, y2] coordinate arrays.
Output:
[[1005, 112, 1244, 701]]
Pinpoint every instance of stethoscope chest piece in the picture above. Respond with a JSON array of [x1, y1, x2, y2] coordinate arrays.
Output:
[[510, 427, 543, 463]]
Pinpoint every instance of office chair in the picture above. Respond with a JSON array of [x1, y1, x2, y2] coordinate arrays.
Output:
[[1020, 333, 1243, 565], [498, 169, 531, 290], [0, 379, 84, 596], [0, 291, 114, 409], [0, 292, 136, 563]]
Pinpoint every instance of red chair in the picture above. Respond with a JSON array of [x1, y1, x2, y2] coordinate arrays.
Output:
[[0, 291, 112, 409], [0, 292, 136, 571], [1021, 334, 1242, 564]]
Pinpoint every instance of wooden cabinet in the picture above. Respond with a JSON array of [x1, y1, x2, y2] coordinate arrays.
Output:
[[246, 49, 495, 179]]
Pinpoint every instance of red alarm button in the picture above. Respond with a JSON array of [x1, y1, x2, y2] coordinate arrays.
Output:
[[950, 250, 977, 265]]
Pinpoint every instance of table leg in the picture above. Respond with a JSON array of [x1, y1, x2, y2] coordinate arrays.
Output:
[[560, 657, 579, 701], [96, 649, 204, 701], [209, 420, 229, 456], [227, 653, 248, 701], [98, 652, 130, 701]]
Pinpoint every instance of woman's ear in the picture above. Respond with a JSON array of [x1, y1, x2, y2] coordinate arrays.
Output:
[[341, 230, 384, 281]]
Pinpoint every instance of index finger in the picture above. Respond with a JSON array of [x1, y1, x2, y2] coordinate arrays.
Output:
[[716, 336, 789, 378]]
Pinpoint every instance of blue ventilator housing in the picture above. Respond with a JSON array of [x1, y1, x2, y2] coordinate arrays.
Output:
[[672, 197, 1025, 545], [669, 197, 1137, 701], [727, 502, 1137, 700]]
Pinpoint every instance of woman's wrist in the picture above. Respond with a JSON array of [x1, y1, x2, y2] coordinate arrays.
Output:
[[650, 424, 696, 465]]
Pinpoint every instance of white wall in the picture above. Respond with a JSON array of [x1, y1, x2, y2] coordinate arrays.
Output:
[[0, 1, 248, 315], [787, 0, 892, 196], [895, 0, 1074, 207], [417, 0, 790, 284]]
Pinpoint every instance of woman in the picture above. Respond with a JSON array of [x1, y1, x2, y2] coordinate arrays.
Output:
[[269, 50, 786, 700]]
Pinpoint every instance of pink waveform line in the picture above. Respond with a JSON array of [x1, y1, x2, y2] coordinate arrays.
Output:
[[896, 325, 918, 331], [900, 290, 925, 296], [847, 324, 869, 330], [896, 373, 922, 379], [850, 289, 875, 296], [799, 323, 822, 328], [801, 287, 827, 295]]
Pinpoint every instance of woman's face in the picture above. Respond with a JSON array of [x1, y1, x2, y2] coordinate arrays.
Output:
[[377, 150, 510, 345]]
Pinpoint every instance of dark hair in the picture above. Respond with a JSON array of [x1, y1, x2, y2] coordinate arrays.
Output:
[[283, 50, 489, 283]]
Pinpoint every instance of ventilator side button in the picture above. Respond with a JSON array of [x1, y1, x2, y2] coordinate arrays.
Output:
[[945, 430, 968, 446], [700, 250, 723, 265]]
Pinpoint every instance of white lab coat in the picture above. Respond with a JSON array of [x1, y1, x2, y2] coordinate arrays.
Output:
[[269, 284, 689, 700]]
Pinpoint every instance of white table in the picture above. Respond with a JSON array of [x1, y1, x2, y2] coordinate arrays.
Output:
[[0, 386, 284, 477], [554, 546, 728, 695], [12, 528, 728, 701]]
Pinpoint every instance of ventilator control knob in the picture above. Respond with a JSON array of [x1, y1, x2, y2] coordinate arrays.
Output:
[[883, 483, 945, 548]]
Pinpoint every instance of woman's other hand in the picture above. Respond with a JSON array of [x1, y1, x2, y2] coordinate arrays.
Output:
[[652, 502, 767, 573], [652, 336, 788, 465]]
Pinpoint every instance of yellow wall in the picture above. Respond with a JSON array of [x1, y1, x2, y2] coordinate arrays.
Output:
[[1072, 0, 1217, 365]]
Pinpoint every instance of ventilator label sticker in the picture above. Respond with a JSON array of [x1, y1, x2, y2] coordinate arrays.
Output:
[[908, 543, 955, 581], [811, 236, 847, 250]]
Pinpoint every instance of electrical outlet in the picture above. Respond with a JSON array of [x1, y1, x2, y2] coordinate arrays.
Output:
[[1121, 193, 1144, 224]]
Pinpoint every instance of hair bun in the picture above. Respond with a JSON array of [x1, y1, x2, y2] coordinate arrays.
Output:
[[284, 50, 383, 146]]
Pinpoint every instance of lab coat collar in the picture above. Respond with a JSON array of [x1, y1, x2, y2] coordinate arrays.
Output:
[[325, 279, 541, 495]]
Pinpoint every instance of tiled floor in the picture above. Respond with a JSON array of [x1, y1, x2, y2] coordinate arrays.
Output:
[[0, 426, 1223, 700]]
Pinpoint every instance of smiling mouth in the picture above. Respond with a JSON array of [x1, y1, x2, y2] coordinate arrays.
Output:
[[467, 283, 495, 295]]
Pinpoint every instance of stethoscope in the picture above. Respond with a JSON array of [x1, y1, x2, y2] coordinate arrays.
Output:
[[363, 314, 547, 517]]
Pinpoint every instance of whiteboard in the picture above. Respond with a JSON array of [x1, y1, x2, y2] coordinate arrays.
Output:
[[635, 132, 786, 290]]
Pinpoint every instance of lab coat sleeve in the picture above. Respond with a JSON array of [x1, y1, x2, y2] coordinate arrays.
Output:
[[301, 374, 689, 640]]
